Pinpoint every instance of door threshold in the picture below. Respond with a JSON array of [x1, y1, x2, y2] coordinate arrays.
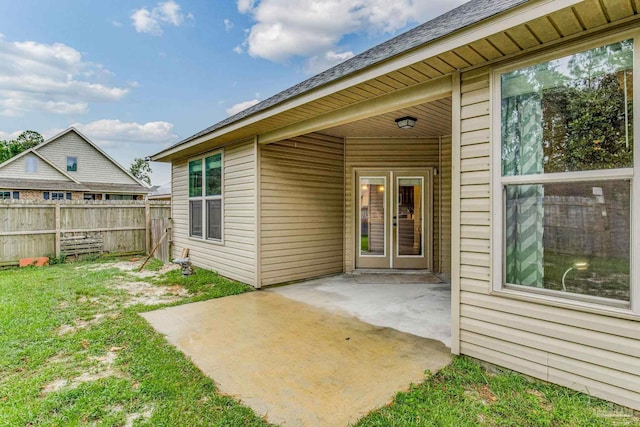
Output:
[[351, 269, 432, 275]]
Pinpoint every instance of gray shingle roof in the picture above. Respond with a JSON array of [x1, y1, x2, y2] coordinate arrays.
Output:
[[0, 179, 149, 194], [162, 0, 527, 153], [0, 178, 89, 191], [83, 182, 150, 194]]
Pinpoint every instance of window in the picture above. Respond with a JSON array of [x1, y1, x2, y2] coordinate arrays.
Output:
[[25, 157, 37, 173], [67, 156, 77, 172], [44, 192, 66, 200], [105, 194, 133, 200], [0, 191, 10, 200], [493, 34, 637, 311], [189, 151, 222, 240]]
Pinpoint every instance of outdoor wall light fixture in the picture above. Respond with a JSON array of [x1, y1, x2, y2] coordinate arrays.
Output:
[[395, 116, 417, 129]]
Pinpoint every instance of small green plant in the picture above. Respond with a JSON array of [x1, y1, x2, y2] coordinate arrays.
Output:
[[47, 253, 67, 265]]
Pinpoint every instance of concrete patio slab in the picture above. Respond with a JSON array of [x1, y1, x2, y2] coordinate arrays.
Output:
[[270, 273, 451, 347], [142, 287, 452, 426]]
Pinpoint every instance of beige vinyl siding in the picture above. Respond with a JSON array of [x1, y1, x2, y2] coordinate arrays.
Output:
[[456, 67, 640, 411], [260, 133, 344, 286], [171, 139, 257, 286], [0, 154, 69, 181], [37, 131, 136, 185], [438, 136, 452, 274], [344, 137, 451, 273]]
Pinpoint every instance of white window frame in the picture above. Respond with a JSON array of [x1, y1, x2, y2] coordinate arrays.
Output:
[[395, 175, 425, 259], [358, 175, 387, 258], [188, 150, 224, 243], [67, 156, 78, 172], [491, 29, 640, 315]]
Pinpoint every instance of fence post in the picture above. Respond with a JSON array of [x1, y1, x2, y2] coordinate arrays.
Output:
[[54, 203, 61, 257], [145, 201, 151, 254]]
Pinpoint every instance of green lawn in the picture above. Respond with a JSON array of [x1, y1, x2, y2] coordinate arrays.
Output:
[[1, 259, 638, 426], [0, 260, 270, 426]]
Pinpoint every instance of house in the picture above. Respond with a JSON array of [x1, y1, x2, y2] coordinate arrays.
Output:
[[150, 0, 640, 411], [0, 127, 150, 201]]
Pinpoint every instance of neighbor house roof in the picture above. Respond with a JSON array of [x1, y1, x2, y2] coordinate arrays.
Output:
[[0, 178, 89, 192], [152, 0, 527, 159], [84, 182, 152, 194]]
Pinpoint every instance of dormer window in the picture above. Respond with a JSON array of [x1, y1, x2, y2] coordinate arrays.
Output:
[[67, 156, 77, 172], [25, 157, 38, 173]]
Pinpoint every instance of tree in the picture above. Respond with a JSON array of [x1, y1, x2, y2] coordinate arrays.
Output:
[[129, 157, 152, 186], [0, 130, 44, 163]]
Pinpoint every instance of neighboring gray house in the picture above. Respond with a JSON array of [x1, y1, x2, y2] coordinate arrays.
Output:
[[151, 0, 640, 411], [0, 127, 149, 201]]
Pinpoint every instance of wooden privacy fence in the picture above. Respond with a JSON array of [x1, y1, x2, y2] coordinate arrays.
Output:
[[0, 200, 171, 265]]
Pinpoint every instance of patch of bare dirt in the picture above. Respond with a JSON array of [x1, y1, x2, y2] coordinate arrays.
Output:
[[84, 259, 179, 278], [77, 259, 186, 306], [56, 313, 108, 335], [41, 348, 126, 396], [124, 404, 154, 427], [464, 384, 498, 406], [114, 281, 189, 306]]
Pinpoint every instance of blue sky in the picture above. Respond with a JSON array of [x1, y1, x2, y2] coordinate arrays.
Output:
[[0, 0, 465, 185]]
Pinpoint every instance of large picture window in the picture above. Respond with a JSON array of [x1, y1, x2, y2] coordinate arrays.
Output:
[[189, 151, 223, 241], [494, 34, 637, 311]]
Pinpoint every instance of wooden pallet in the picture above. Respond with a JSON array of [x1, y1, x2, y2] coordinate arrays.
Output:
[[60, 234, 104, 256]]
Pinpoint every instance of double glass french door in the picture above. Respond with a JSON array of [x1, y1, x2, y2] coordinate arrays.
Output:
[[356, 169, 432, 270]]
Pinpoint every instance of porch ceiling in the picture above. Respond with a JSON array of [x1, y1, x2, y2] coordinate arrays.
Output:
[[322, 97, 452, 139]]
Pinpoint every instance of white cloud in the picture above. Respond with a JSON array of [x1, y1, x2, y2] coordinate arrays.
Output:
[[131, 0, 192, 36], [226, 99, 260, 116], [237, 0, 466, 71], [237, 0, 255, 14], [63, 119, 178, 146], [0, 130, 23, 141], [224, 19, 234, 31], [0, 35, 130, 117], [233, 45, 244, 54]]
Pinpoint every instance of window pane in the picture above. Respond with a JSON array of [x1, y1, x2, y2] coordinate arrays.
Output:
[[190, 200, 202, 237], [67, 156, 77, 171], [505, 180, 630, 301], [0, 192, 10, 200], [502, 40, 633, 176], [189, 160, 203, 198], [397, 178, 422, 256], [360, 177, 385, 255], [25, 157, 38, 173], [12, 191, 19, 200], [205, 154, 222, 196], [206, 199, 222, 240]]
